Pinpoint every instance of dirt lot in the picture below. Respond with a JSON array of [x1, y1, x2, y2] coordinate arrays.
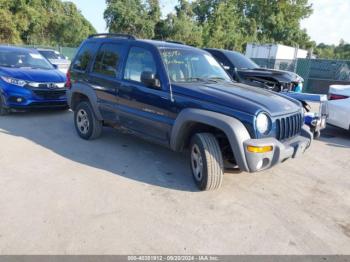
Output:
[[0, 110, 349, 255]]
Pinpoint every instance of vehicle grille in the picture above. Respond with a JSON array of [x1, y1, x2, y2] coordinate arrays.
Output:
[[276, 113, 303, 141], [33, 90, 66, 100]]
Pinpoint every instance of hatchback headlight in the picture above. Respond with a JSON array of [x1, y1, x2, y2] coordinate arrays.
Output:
[[256, 112, 271, 135], [0, 76, 27, 87]]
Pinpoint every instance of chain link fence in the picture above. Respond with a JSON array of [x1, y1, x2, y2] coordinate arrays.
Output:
[[252, 58, 350, 94]]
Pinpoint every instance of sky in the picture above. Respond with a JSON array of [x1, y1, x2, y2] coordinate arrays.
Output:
[[66, 0, 350, 45]]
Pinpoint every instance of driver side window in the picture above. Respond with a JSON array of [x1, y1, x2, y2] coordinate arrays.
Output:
[[123, 47, 157, 83]]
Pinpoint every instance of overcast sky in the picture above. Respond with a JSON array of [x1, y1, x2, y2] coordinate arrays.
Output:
[[67, 0, 350, 45]]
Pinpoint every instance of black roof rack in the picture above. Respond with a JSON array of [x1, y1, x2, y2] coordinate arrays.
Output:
[[88, 33, 136, 40]]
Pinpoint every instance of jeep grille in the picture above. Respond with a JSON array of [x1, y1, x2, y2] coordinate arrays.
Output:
[[276, 113, 303, 141]]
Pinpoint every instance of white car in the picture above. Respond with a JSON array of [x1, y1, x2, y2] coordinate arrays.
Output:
[[37, 48, 71, 74], [327, 85, 350, 131]]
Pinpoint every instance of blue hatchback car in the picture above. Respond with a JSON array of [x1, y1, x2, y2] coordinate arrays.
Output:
[[0, 46, 68, 115]]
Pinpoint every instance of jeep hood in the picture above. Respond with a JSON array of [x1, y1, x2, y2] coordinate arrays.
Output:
[[0, 67, 66, 83], [238, 68, 303, 83], [172, 81, 301, 117]]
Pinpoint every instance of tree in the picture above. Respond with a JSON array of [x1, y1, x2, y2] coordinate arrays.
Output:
[[197, 0, 256, 51], [237, 0, 314, 49], [192, 0, 314, 51], [104, 0, 159, 39], [0, 0, 96, 46], [155, 0, 203, 46], [315, 40, 350, 60]]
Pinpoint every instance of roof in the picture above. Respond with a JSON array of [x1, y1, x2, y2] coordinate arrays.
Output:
[[85, 35, 201, 51], [0, 45, 38, 53]]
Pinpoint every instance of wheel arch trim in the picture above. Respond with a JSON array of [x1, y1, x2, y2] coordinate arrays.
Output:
[[67, 83, 103, 121], [170, 108, 251, 172]]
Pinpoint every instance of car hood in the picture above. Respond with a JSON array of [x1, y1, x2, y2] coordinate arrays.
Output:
[[0, 67, 66, 83], [172, 81, 301, 117], [238, 68, 304, 83]]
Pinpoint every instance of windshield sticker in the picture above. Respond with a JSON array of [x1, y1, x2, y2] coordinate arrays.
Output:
[[29, 53, 43, 59], [205, 54, 219, 66]]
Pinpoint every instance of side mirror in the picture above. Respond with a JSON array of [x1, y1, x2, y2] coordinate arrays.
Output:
[[53, 64, 59, 70], [141, 71, 161, 89]]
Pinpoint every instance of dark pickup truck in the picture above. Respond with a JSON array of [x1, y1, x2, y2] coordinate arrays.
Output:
[[66, 34, 313, 191]]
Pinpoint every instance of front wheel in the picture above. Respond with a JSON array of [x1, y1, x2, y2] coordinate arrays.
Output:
[[0, 94, 9, 116], [74, 101, 102, 140], [190, 133, 224, 191]]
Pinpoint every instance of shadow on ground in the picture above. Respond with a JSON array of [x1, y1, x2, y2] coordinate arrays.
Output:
[[319, 125, 350, 149], [0, 110, 198, 192]]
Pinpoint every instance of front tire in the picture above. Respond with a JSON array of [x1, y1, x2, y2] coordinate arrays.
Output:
[[0, 94, 9, 116], [74, 101, 102, 140], [190, 133, 224, 191]]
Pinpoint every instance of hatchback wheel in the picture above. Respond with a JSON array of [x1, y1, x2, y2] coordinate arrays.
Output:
[[74, 101, 102, 140], [190, 133, 224, 191]]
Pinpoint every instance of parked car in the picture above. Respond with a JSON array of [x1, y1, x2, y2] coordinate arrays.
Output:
[[205, 48, 327, 138], [67, 34, 313, 191], [0, 46, 67, 115], [37, 48, 71, 74], [327, 85, 350, 131], [204, 48, 304, 92]]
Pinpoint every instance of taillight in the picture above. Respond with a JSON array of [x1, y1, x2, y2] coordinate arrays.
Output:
[[66, 71, 72, 89], [329, 93, 349, 100]]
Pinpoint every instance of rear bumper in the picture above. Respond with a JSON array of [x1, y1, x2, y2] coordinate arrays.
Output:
[[242, 125, 313, 172]]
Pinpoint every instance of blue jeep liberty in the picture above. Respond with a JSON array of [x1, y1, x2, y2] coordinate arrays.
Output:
[[67, 34, 313, 191]]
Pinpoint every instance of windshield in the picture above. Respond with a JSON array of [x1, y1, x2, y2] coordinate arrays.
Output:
[[225, 51, 259, 69], [39, 50, 66, 60], [160, 48, 231, 83], [0, 49, 54, 70]]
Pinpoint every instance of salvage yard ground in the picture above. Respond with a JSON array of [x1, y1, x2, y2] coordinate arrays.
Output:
[[0, 110, 349, 254]]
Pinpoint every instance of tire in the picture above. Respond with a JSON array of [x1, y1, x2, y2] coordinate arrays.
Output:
[[0, 94, 9, 116], [314, 131, 321, 139], [189, 133, 224, 191], [74, 101, 102, 140]]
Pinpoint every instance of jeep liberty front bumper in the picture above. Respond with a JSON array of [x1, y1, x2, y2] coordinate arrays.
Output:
[[242, 125, 313, 172]]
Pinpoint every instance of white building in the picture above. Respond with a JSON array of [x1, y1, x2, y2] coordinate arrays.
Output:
[[245, 43, 308, 60]]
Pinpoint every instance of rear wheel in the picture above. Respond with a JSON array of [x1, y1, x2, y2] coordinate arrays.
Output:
[[0, 94, 9, 116], [189, 133, 224, 191], [74, 101, 102, 140]]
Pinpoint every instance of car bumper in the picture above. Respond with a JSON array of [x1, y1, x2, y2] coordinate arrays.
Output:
[[242, 125, 313, 172], [3, 88, 67, 109]]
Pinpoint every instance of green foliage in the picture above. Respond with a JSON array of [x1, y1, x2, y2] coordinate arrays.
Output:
[[105, 0, 315, 53], [155, 0, 203, 46], [315, 40, 350, 60], [0, 0, 96, 46], [104, 0, 160, 39]]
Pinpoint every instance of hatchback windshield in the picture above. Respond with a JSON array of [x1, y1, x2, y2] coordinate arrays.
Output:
[[39, 50, 66, 60], [0, 48, 54, 70], [225, 51, 259, 70], [160, 48, 231, 83]]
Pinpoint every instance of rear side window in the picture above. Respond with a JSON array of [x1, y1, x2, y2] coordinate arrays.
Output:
[[72, 42, 95, 72], [92, 43, 122, 77], [124, 47, 157, 83]]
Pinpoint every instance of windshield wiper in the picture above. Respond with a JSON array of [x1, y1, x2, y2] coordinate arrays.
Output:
[[183, 77, 208, 82], [207, 77, 228, 82]]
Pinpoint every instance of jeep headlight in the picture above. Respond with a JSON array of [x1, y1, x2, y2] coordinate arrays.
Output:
[[1, 76, 27, 87], [256, 112, 271, 135]]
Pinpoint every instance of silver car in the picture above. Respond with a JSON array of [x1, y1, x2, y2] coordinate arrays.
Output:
[[37, 48, 71, 74]]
